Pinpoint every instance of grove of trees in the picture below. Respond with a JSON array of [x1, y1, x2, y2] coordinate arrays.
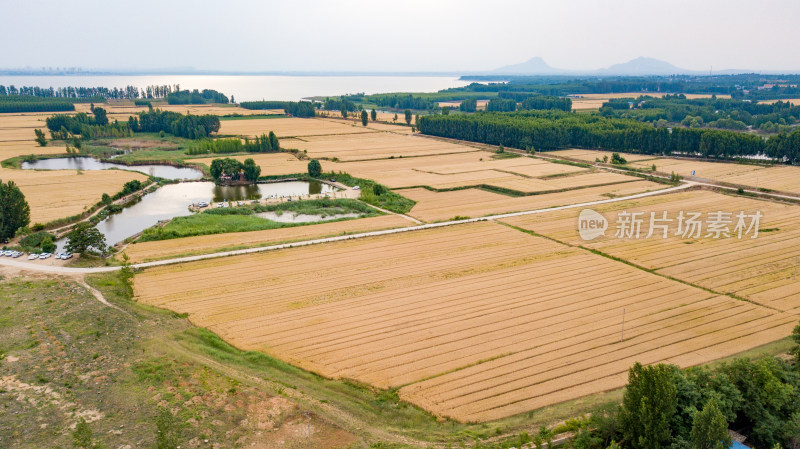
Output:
[[418, 111, 800, 163], [128, 109, 220, 139], [209, 158, 262, 183], [166, 89, 229, 105], [238, 101, 316, 118]]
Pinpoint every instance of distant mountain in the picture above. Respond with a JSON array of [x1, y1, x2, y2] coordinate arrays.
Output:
[[489, 56, 707, 76], [599, 57, 692, 75], [492, 57, 562, 74]]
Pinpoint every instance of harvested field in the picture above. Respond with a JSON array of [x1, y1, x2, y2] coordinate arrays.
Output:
[[219, 117, 375, 139], [546, 149, 800, 195], [321, 117, 415, 134], [630, 158, 764, 179], [500, 189, 800, 313], [134, 221, 796, 422], [0, 165, 148, 224], [320, 152, 592, 190], [570, 93, 729, 110], [401, 180, 667, 222], [288, 132, 477, 161], [0, 140, 68, 158], [123, 214, 411, 263], [628, 158, 800, 194], [544, 149, 658, 163], [187, 152, 308, 175]]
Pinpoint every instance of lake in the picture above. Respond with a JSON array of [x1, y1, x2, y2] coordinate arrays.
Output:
[[0, 75, 469, 102]]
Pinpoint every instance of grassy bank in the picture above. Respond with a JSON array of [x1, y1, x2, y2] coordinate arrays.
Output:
[[138, 198, 380, 242]]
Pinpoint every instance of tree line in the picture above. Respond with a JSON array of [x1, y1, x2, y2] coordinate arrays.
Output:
[[166, 89, 229, 105], [186, 132, 279, 155], [0, 84, 181, 99], [599, 94, 800, 132], [418, 110, 800, 163], [129, 109, 220, 139], [0, 96, 77, 113], [238, 101, 316, 118]]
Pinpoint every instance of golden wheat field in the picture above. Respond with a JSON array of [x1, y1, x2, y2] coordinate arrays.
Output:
[[133, 220, 797, 422], [570, 93, 730, 110], [400, 180, 667, 222], [544, 149, 658, 163], [219, 117, 375, 139], [187, 152, 309, 175], [500, 189, 800, 313], [628, 158, 800, 193], [0, 165, 148, 224], [322, 152, 590, 190], [123, 214, 411, 263], [287, 131, 477, 161]]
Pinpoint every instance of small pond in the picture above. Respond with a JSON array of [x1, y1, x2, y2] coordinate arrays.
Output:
[[256, 211, 361, 223], [22, 157, 204, 180]]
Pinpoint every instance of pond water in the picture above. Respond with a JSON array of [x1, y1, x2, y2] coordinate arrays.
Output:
[[21, 157, 204, 180], [256, 211, 361, 223], [56, 181, 336, 250]]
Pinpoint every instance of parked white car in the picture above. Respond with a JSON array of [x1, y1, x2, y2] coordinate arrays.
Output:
[[28, 253, 39, 260], [39, 253, 51, 259], [2, 250, 13, 257], [11, 251, 22, 258]]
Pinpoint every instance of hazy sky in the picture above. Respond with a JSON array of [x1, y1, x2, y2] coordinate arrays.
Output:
[[1, 0, 798, 72]]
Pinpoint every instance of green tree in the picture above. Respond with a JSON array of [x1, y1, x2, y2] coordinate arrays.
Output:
[[65, 222, 107, 255], [619, 363, 678, 449], [41, 235, 56, 253], [209, 159, 223, 180], [307, 159, 322, 178], [268, 131, 279, 151], [92, 107, 108, 126], [690, 399, 731, 449], [101, 193, 112, 205], [404, 109, 412, 125], [340, 103, 348, 118], [155, 408, 182, 449], [34, 128, 47, 146], [610, 152, 627, 165], [393, 113, 398, 123], [0, 180, 31, 240], [361, 110, 368, 126], [441, 106, 450, 115], [242, 158, 261, 182], [370, 109, 377, 121]]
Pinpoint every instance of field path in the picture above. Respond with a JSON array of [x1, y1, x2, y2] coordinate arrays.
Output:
[[0, 182, 695, 274], [0, 182, 693, 274]]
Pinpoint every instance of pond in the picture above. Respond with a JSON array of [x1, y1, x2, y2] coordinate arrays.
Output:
[[256, 211, 361, 223], [56, 181, 337, 250], [21, 156, 204, 180]]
